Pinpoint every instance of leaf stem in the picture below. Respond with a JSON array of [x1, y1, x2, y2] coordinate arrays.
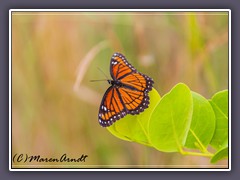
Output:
[[179, 148, 213, 157], [177, 128, 214, 157], [189, 128, 209, 154], [178, 143, 213, 157]]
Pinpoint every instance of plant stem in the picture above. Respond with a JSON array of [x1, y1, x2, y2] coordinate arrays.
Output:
[[189, 128, 209, 154], [180, 148, 213, 157]]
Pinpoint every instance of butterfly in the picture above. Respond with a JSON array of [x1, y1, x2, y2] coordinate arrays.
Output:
[[98, 52, 154, 127]]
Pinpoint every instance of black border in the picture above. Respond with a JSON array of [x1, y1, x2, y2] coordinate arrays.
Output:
[[1, 0, 239, 179], [9, 9, 230, 171]]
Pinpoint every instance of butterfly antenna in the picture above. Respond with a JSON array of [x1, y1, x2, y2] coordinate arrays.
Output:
[[90, 79, 107, 82], [97, 67, 109, 80], [90, 67, 109, 82]]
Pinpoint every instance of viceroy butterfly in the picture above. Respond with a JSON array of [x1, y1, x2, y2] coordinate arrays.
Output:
[[98, 52, 154, 127]]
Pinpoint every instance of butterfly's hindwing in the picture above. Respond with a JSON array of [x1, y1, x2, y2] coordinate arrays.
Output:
[[98, 86, 127, 127], [118, 87, 150, 115]]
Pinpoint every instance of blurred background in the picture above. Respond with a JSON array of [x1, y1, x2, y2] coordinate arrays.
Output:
[[12, 11, 228, 168]]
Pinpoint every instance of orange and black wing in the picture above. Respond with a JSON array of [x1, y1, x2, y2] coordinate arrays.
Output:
[[118, 86, 150, 115], [98, 86, 127, 127], [118, 73, 153, 115], [110, 52, 137, 80], [110, 52, 154, 114], [110, 52, 153, 92]]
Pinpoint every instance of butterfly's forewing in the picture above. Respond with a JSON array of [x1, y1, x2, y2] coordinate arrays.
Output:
[[110, 53, 137, 80]]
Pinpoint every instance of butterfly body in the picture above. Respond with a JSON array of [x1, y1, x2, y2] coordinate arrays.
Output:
[[98, 53, 154, 127], [108, 79, 139, 91], [108, 79, 123, 87]]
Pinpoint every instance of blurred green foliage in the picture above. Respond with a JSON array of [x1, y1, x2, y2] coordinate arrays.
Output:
[[12, 11, 228, 168]]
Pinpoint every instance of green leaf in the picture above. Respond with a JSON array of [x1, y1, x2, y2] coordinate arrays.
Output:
[[211, 90, 228, 116], [184, 92, 215, 150], [106, 124, 132, 142], [211, 146, 228, 164], [106, 88, 161, 145], [209, 90, 228, 150], [148, 83, 193, 152]]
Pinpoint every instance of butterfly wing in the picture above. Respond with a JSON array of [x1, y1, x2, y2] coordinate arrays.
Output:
[[119, 73, 153, 114], [98, 86, 127, 127], [117, 86, 150, 115], [120, 72, 153, 93], [110, 52, 154, 114], [110, 52, 137, 80]]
